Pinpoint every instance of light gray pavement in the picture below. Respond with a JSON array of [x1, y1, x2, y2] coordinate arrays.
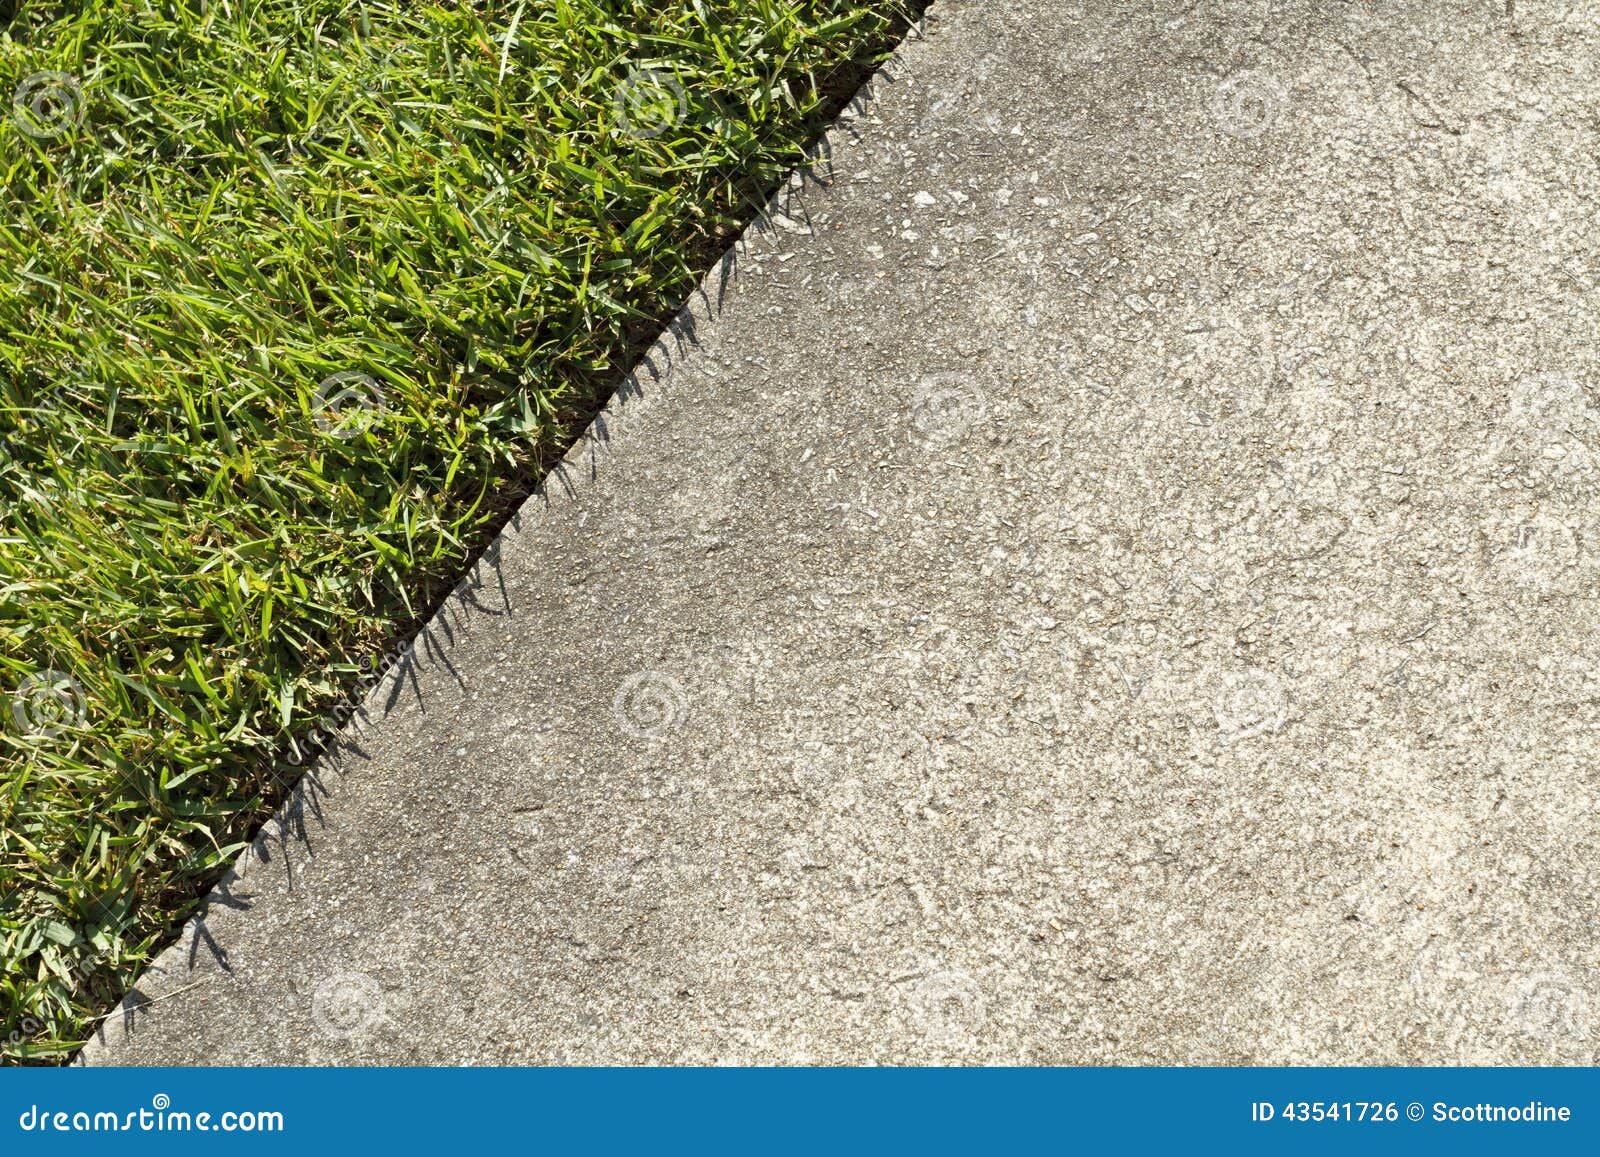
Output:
[[88, 0, 1600, 1065]]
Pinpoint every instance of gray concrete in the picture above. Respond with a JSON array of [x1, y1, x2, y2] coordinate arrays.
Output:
[[87, 0, 1600, 1065]]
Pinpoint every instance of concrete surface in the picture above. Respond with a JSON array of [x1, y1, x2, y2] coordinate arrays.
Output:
[[87, 0, 1600, 1065]]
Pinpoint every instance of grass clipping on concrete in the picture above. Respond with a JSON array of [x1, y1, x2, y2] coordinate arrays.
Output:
[[0, 0, 912, 1060]]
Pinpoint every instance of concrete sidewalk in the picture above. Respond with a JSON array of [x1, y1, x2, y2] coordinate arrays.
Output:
[[89, 0, 1600, 1065]]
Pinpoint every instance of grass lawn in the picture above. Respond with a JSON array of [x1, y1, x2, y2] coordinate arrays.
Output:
[[0, 0, 916, 1061]]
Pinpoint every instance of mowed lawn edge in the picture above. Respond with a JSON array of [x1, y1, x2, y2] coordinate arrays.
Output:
[[0, 0, 921, 1061]]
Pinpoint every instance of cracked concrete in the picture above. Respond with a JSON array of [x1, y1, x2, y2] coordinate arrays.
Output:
[[87, 0, 1600, 1065]]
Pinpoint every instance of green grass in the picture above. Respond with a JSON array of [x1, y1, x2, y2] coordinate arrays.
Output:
[[0, 0, 916, 1061]]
